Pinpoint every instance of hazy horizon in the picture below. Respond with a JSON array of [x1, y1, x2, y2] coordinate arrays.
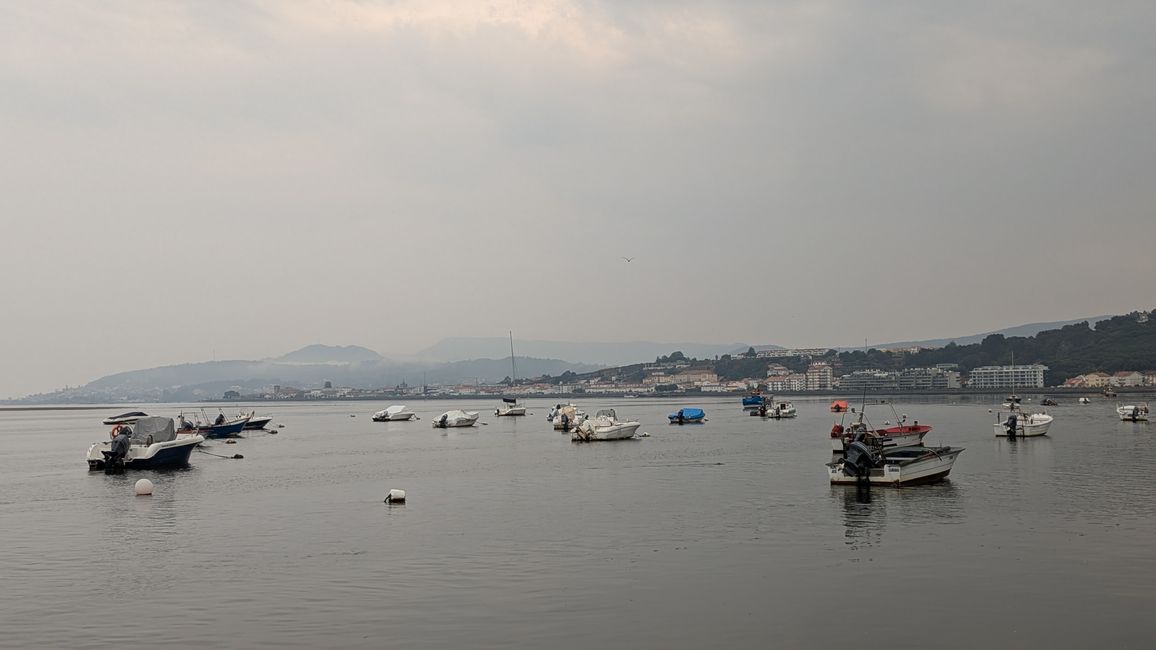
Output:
[[3, 1, 1154, 398]]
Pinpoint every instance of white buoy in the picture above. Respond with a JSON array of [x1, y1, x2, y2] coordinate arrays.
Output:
[[134, 479, 154, 496], [385, 489, 406, 504]]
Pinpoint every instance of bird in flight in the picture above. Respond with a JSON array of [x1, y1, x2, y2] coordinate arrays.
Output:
[[622, 256, 634, 262]]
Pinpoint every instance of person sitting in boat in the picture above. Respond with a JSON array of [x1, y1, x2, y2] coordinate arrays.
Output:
[[214, 413, 226, 426]]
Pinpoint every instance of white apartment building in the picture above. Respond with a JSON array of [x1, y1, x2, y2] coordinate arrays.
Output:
[[806, 362, 834, 390], [967, 364, 1048, 389]]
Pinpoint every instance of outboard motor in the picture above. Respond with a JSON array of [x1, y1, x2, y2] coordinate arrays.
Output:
[[843, 440, 875, 475], [561, 413, 570, 432], [1005, 414, 1018, 437]]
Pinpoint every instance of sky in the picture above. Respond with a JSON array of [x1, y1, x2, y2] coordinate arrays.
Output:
[[2, 0, 1154, 398]]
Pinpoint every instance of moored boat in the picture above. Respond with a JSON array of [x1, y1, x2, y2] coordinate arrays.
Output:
[[242, 412, 274, 429], [1117, 404, 1150, 422], [87, 417, 204, 471], [373, 405, 416, 421], [742, 392, 766, 410], [178, 410, 250, 439], [549, 404, 585, 430], [101, 411, 149, 426], [830, 413, 930, 452], [668, 407, 705, 424], [495, 397, 526, 417], [573, 409, 641, 441], [828, 443, 964, 486], [830, 400, 849, 413], [432, 410, 479, 428], [1078, 397, 1091, 404], [994, 407, 1053, 437]]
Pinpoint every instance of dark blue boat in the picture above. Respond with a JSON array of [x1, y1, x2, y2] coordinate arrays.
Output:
[[197, 417, 249, 438], [668, 407, 705, 424]]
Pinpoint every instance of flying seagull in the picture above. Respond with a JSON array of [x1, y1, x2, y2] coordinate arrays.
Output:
[[622, 256, 634, 262]]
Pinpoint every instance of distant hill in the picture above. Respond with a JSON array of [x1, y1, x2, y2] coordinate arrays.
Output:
[[13, 353, 601, 404], [275, 344, 383, 364], [841, 316, 1116, 351], [414, 337, 752, 366]]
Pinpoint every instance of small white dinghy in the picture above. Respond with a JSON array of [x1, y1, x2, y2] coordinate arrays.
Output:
[[572, 409, 641, 441], [373, 405, 416, 422], [432, 410, 479, 428]]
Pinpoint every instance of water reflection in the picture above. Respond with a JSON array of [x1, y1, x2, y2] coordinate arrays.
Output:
[[834, 481, 965, 551]]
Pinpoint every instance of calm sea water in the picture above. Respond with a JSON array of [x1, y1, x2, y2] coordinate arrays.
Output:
[[1, 396, 1154, 649]]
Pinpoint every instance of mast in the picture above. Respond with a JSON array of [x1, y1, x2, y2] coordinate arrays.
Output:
[[509, 331, 517, 388]]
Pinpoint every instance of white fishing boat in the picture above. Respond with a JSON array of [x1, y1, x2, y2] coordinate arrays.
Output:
[[830, 409, 930, 452], [994, 407, 1053, 437], [241, 411, 274, 429], [87, 417, 204, 471], [373, 405, 416, 421], [432, 410, 479, 428], [1117, 404, 1150, 422], [827, 441, 964, 486], [572, 409, 641, 441], [1078, 397, 1092, 404]]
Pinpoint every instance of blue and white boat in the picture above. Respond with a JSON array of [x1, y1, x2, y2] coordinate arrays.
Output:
[[178, 410, 250, 439], [668, 407, 705, 424], [87, 417, 204, 470]]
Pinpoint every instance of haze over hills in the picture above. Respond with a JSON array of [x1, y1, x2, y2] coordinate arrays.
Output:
[[842, 316, 1114, 351], [411, 338, 753, 366]]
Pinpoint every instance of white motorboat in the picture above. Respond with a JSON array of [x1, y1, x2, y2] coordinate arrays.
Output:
[[828, 442, 964, 486], [769, 401, 796, 418], [87, 417, 204, 471], [572, 409, 641, 441], [1078, 397, 1091, 404], [241, 411, 274, 429], [549, 404, 585, 430], [994, 406, 1053, 437], [373, 405, 417, 421], [432, 410, 479, 428], [101, 411, 149, 426], [495, 398, 526, 417], [1117, 404, 1150, 422]]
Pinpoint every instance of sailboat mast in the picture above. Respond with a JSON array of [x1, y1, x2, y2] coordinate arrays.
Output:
[[509, 331, 517, 386]]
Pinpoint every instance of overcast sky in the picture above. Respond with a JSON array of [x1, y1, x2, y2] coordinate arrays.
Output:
[[2, 1, 1154, 397]]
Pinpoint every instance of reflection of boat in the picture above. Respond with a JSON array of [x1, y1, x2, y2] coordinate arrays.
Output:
[[87, 417, 204, 470], [373, 405, 416, 421], [101, 411, 149, 426], [1117, 404, 1149, 422], [994, 407, 1053, 437], [432, 410, 479, 428], [742, 392, 766, 410], [830, 400, 849, 413], [178, 410, 250, 438], [573, 409, 641, 441], [828, 443, 964, 486], [668, 407, 705, 424]]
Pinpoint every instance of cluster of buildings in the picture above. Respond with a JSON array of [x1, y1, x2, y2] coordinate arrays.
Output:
[[1061, 371, 1156, 388]]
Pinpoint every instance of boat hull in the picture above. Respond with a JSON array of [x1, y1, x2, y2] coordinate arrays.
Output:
[[373, 412, 416, 421], [197, 419, 249, 438], [1116, 406, 1149, 422], [243, 416, 273, 430], [496, 406, 527, 417]]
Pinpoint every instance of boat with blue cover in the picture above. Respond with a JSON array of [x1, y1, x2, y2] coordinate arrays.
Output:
[[742, 393, 766, 410], [668, 407, 705, 424]]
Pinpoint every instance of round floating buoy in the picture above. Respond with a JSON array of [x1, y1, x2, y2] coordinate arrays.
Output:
[[385, 489, 406, 504], [134, 479, 154, 496]]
